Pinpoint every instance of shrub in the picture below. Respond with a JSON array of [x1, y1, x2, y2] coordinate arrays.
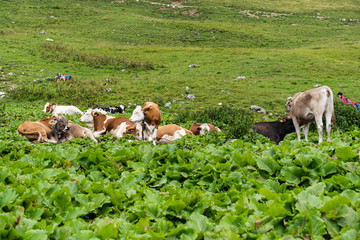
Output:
[[334, 99, 360, 131], [173, 105, 254, 139]]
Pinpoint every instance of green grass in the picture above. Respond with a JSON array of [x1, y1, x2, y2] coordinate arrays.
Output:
[[1, 0, 360, 114]]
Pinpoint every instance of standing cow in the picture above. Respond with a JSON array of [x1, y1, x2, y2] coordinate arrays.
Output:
[[285, 86, 336, 144]]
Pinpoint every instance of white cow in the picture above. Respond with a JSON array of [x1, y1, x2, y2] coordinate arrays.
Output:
[[285, 86, 336, 144]]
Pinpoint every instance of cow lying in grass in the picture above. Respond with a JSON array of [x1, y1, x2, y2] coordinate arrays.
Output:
[[43, 102, 83, 116], [47, 116, 97, 143], [156, 124, 193, 145], [189, 122, 221, 135], [92, 105, 126, 114], [17, 116, 57, 142]]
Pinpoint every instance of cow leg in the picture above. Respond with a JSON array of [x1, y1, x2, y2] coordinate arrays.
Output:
[[94, 128, 106, 138], [304, 123, 311, 142], [292, 118, 302, 141], [151, 128, 158, 145], [325, 111, 332, 142], [315, 115, 324, 144]]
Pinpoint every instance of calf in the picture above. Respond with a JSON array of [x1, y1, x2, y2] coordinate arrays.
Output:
[[17, 116, 57, 142], [189, 122, 221, 135], [129, 102, 161, 144], [90, 111, 135, 138], [47, 116, 97, 143], [252, 117, 296, 145], [156, 124, 193, 145], [92, 105, 126, 114], [43, 102, 83, 116]]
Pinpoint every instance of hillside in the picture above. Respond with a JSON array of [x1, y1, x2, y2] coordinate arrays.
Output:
[[1, 0, 359, 113]]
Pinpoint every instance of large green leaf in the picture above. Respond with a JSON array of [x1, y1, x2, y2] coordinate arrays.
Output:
[[255, 156, 280, 175], [334, 147, 358, 162], [281, 166, 302, 185]]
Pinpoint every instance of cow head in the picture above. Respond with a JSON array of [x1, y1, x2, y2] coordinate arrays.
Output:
[[50, 116, 70, 136], [285, 97, 293, 114], [129, 106, 145, 123], [43, 102, 56, 113], [79, 109, 95, 124]]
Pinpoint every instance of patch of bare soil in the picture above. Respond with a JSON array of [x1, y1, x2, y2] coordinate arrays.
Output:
[[239, 10, 291, 19]]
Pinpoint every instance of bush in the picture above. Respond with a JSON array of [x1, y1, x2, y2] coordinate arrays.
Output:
[[334, 99, 360, 131], [173, 105, 254, 139]]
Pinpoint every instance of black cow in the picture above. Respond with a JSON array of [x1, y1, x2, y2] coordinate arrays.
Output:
[[252, 118, 296, 145], [92, 105, 126, 114]]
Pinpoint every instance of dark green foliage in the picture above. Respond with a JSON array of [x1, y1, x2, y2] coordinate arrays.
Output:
[[334, 99, 360, 131], [173, 105, 254, 139]]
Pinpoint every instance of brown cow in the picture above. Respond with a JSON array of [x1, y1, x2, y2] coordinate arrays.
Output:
[[47, 116, 98, 143], [129, 102, 161, 144], [189, 122, 221, 135], [90, 111, 135, 138], [17, 116, 57, 142], [156, 124, 193, 145]]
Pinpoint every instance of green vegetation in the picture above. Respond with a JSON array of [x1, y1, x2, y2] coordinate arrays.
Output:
[[1, 0, 360, 239]]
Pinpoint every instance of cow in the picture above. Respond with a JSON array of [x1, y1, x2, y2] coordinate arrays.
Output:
[[189, 122, 221, 135], [129, 102, 161, 144], [87, 111, 135, 138], [285, 86, 337, 144], [47, 116, 98, 143], [17, 116, 57, 142], [252, 117, 296, 145], [92, 105, 126, 114], [156, 124, 193, 145], [43, 102, 83, 116]]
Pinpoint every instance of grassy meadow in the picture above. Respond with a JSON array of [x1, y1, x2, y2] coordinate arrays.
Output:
[[1, 0, 360, 113], [1, 0, 360, 239]]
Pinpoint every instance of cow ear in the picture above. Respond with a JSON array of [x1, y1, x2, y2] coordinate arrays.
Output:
[[142, 106, 150, 112], [197, 127, 202, 131], [92, 111, 99, 117]]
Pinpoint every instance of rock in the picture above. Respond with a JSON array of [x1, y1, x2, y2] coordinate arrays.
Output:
[[185, 86, 189, 91], [45, 38, 54, 41], [185, 94, 195, 99], [33, 79, 42, 83], [47, 77, 53, 81], [236, 75, 246, 80], [0, 92, 5, 98], [314, 84, 321, 87], [164, 102, 171, 107], [40, 30, 46, 34], [188, 64, 199, 68], [250, 105, 266, 114]]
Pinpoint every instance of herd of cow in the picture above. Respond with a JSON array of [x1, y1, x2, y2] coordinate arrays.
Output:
[[16, 86, 336, 145], [16, 101, 221, 145]]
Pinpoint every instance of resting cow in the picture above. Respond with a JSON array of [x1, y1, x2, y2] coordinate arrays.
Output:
[[43, 102, 83, 116], [92, 105, 126, 114], [156, 124, 193, 145], [47, 116, 97, 143], [252, 117, 296, 145], [285, 86, 336, 144], [189, 122, 221, 135], [88, 111, 135, 138], [17, 116, 57, 142]]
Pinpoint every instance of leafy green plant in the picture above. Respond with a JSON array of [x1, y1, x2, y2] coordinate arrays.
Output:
[[174, 105, 254, 139]]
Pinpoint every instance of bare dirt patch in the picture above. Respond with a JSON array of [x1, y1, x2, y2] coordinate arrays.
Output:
[[238, 10, 291, 19]]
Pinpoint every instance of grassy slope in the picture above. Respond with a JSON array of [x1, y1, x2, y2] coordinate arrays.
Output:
[[0, 0, 360, 114]]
